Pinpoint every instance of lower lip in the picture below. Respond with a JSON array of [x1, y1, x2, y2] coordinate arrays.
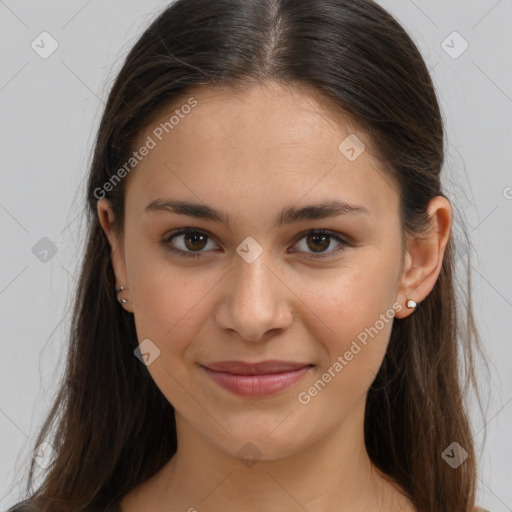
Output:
[[201, 365, 313, 397]]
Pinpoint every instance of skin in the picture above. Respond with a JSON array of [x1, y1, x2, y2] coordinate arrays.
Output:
[[98, 81, 452, 512]]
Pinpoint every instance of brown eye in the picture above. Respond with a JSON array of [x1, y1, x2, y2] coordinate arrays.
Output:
[[183, 232, 208, 251], [162, 229, 219, 258], [161, 228, 349, 260], [306, 233, 331, 253], [292, 230, 349, 259]]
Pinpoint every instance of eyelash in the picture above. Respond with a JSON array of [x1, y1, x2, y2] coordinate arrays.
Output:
[[160, 228, 350, 260]]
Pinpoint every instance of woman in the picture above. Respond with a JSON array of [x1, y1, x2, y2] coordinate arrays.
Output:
[[9, 0, 490, 511]]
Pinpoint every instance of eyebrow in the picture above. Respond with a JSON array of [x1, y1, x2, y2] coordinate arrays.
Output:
[[144, 198, 370, 228]]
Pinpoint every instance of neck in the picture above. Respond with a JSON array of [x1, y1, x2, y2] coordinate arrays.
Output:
[[136, 399, 413, 512]]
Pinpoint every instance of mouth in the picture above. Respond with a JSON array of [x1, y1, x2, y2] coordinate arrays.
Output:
[[200, 360, 315, 397]]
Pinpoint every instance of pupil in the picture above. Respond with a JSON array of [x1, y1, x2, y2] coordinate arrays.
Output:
[[308, 234, 329, 252], [185, 232, 207, 251]]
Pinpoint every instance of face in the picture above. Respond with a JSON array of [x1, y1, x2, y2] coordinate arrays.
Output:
[[101, 81, 409, 461]]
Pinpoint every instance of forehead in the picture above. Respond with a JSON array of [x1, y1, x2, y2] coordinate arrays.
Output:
[[138, 81, 363, 156], [126, 81, 398, 221]]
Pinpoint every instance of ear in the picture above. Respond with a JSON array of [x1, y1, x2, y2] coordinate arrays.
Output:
[[394, 196, 452, 319], [97, 198, 134, 313]]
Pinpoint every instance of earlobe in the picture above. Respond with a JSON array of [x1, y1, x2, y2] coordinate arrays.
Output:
[[405, 299, 417, 310], [394, 196, 452, 319]]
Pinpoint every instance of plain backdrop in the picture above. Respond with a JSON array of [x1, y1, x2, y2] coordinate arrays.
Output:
[[0, 1, 511, 510]]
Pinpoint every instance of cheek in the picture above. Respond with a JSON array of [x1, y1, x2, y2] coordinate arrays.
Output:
[[127, 257, 219, 406], [295, 287, 395, 414], [131, 268, 215, 347], [303, 251, 400, 378], [126, 240, 216, 349]]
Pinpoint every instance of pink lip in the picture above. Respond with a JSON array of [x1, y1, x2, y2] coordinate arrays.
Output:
[[203, 359, 312, 375], [201, 361, 314, 397]]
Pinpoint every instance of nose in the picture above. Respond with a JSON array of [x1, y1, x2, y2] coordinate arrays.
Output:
[[214, 252, 294, 342]]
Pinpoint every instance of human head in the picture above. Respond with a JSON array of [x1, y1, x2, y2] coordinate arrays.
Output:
[[24, 2, 481, 511]]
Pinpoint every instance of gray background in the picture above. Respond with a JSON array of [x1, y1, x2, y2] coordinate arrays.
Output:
[[0, 1, 511, 510]]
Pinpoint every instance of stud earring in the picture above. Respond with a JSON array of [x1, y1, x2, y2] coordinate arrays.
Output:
[[406, 299, 417, 310], [116, 285, 128, 304]]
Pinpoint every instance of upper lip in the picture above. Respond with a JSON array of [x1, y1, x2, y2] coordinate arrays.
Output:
[[202, 360, 313, 375]]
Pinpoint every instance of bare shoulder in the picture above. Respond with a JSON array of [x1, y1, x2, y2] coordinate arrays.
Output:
[[474, 507, 492, 512]]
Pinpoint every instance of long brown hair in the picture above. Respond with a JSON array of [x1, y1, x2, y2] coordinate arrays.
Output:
[[12, 0, 489, 510]]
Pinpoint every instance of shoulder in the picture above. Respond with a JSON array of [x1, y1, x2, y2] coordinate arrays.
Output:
[[6, 499, 122, 512], [6, 500, 490, 512], [6, 500, 38, 512]]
